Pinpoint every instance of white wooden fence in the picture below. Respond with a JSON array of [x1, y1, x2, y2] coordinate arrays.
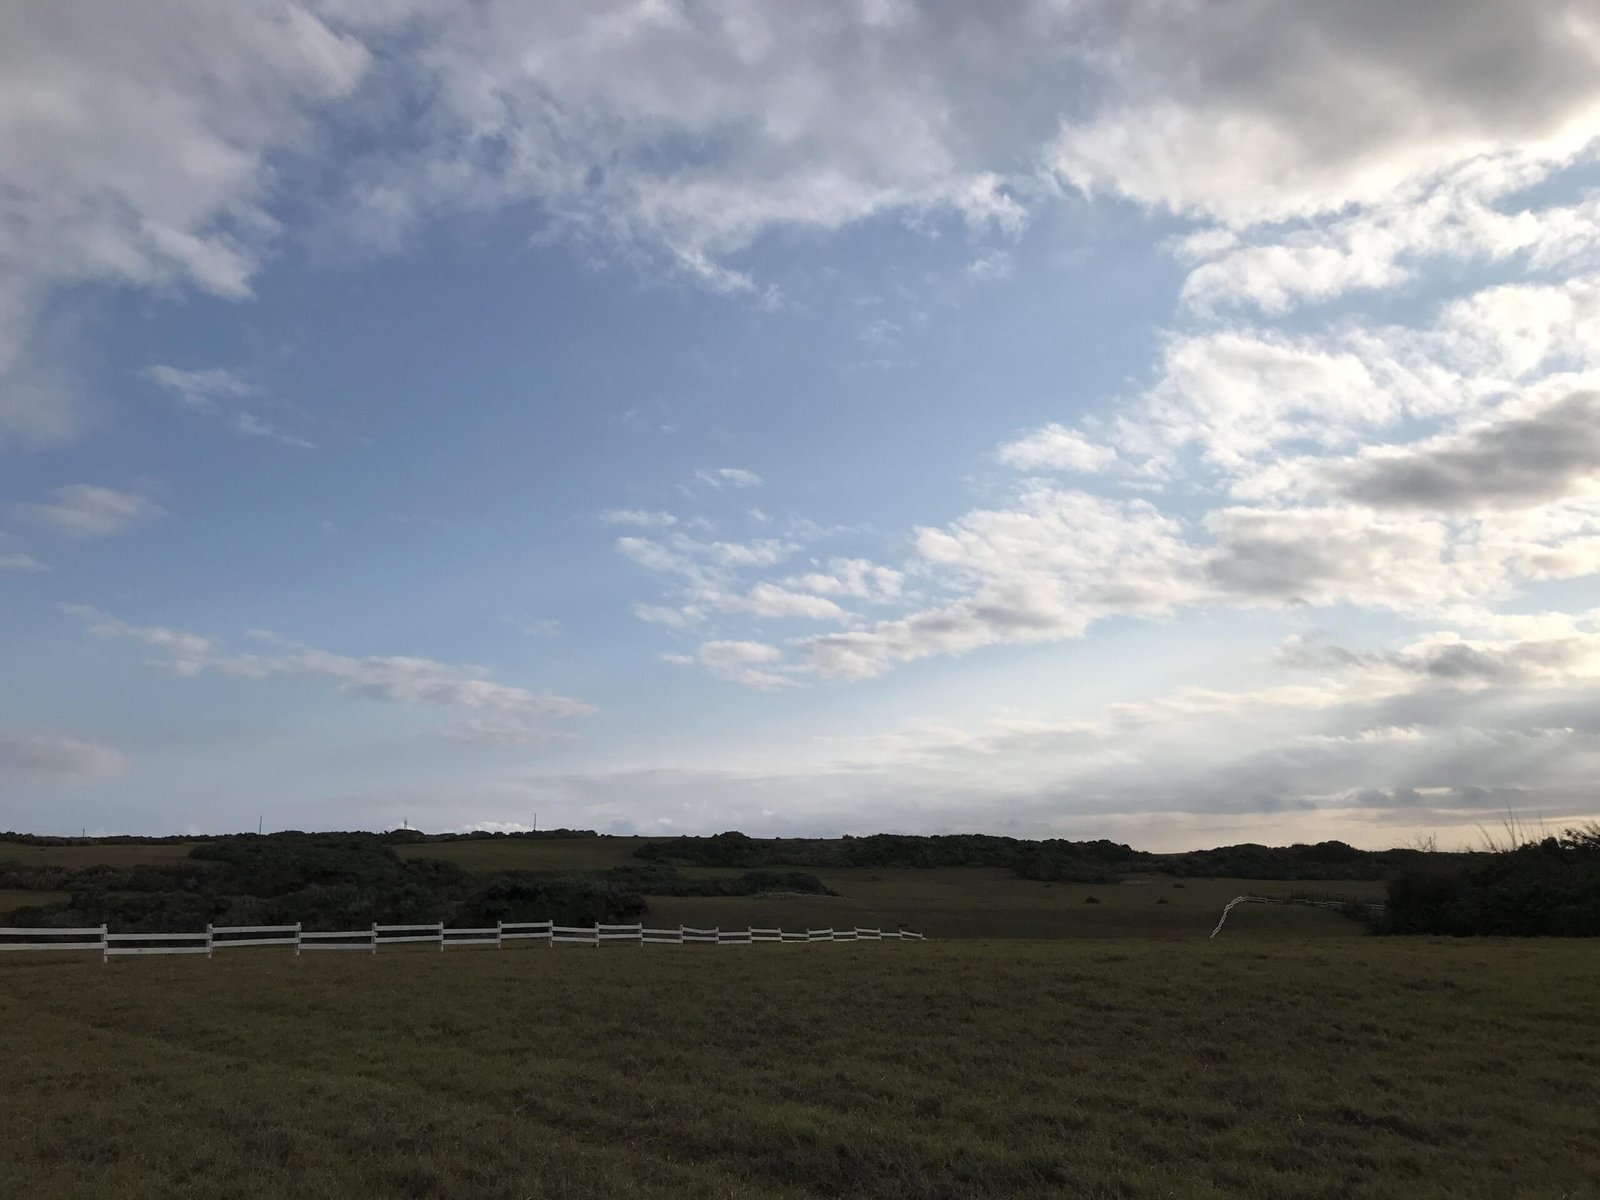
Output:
[[1209, 894, 1388, 938], [0, 920, 925, 963]]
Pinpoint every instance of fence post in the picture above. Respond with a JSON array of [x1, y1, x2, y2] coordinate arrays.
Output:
[[496, 920, 504, 949], [101, 924, 109, 966], [592, 923, 599, 949], [295, 922, 303, 958], [206, 923, 214, 960], [371, 922, 378, 955]]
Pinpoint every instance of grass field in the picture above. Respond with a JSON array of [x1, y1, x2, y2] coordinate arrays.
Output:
[[0, 889, 70, 915], [3, 935, 1595, 1200], [0, 840, 200, 868], [398, 838, 1388, 939]]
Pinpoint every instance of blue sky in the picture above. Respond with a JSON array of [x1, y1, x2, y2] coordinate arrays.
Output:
[[4, 1, 1600, 849]]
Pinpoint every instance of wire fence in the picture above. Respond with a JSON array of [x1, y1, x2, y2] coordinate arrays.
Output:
[[0, 920, 927, 962]]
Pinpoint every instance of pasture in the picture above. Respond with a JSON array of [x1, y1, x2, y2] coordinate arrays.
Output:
[[3, 935, 1596, 1200], [397, 836, 1388, 938], [0, 839, 199, 868]]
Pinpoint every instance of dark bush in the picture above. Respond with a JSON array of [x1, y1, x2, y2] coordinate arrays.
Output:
[[1379, 829, 1600, 937]]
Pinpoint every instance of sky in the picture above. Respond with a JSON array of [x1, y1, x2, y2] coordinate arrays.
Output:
[[3, 1, 1600, 850]]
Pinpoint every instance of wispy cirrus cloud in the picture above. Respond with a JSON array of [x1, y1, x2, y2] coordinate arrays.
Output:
[[694, 468, 764, 490], [65, 605, 594, 746], [145, 365, 315, 448], [13, 485, 164, 539], [0, 730, 129, 782]]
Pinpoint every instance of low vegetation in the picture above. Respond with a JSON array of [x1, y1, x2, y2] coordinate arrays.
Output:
[[0, 834, 830, 933], [3, 937, 1596, 1199], [636, 830, 1450, 882], [1379, 823, 1600, 937]]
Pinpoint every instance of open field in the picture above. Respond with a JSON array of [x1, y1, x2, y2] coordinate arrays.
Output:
[[396, 837, 1390, 939], [0, 840, 200, 868], [644, 873, 1385, 940], [3, 935, 1595, 1200], [0, 889, 70, 915]]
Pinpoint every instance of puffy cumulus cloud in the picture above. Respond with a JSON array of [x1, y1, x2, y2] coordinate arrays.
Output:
[[662, 639, 795, 690], [0, 730, 129, 782], [0, 2, 368, 445], [13, 484, 164, 539], [322, 1, 1065, 285], [716, 583, 849, 623], [802, 489, 1198, 679], [996, 423, 1117, 473], [1180, 170, 1600, 317], [781, 558, 904, 604], [66, 605, 594, 744], [1331, 391, 1600, 511], [614, 523, 872, 639], [1130, 331, 1419, 471], [1200, 507, 1463, 610], [9, 0, 1595, 454], [1053, 0, 1600, 226]]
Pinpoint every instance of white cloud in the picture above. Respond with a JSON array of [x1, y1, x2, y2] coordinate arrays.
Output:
[[504, 616, 563, 638], [695, 467, 764, 490], [663, 639, 795, 690], [1328, 391, 1600, 511], [714, 583, 849, 623], [67, 605, 594, 744], [0, 551, 47, 572], [1052, 1, 1600, 227], [324, 2, 1051, 288], [0, 730, 129, 782], [144, 365, 255, 412], [231, 411, 316, 449], [997, 423, 1116, 473], [0, 4, 368, 446], [803, 489, 1198, 679], [601, 509, 678, 528], [145, 364, 316, 447], [783, 558, 904, 604], [14, 485, 164, 539]]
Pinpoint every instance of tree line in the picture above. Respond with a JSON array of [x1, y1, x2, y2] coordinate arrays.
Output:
[[0, 832, 830, 933]]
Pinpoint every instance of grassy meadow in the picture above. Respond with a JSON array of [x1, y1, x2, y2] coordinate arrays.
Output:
[[4, 936, 1596, 1200], [0, 839, 200, 868], [0, 889, 70, 915], [392, 835, 1388, 939], [4, 836, 1593, 1198]]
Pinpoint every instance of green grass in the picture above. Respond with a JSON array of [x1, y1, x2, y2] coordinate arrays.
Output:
[[399, 838, 1389, 939], [0, 889, 70, 915], [2, 936, 1595, 1199], [590, 869, 1380, 941], [0, 840, 200, 868]]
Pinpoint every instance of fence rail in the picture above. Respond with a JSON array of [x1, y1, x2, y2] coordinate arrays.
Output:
[[0, 919, 926, 962], [1209, 894, 1388, 938]]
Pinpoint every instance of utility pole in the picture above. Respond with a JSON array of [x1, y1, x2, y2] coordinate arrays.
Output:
[[257, 815, 263, 836]]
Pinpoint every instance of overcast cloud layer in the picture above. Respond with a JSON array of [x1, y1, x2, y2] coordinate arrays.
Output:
[[2, 1, 1599, 849]]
